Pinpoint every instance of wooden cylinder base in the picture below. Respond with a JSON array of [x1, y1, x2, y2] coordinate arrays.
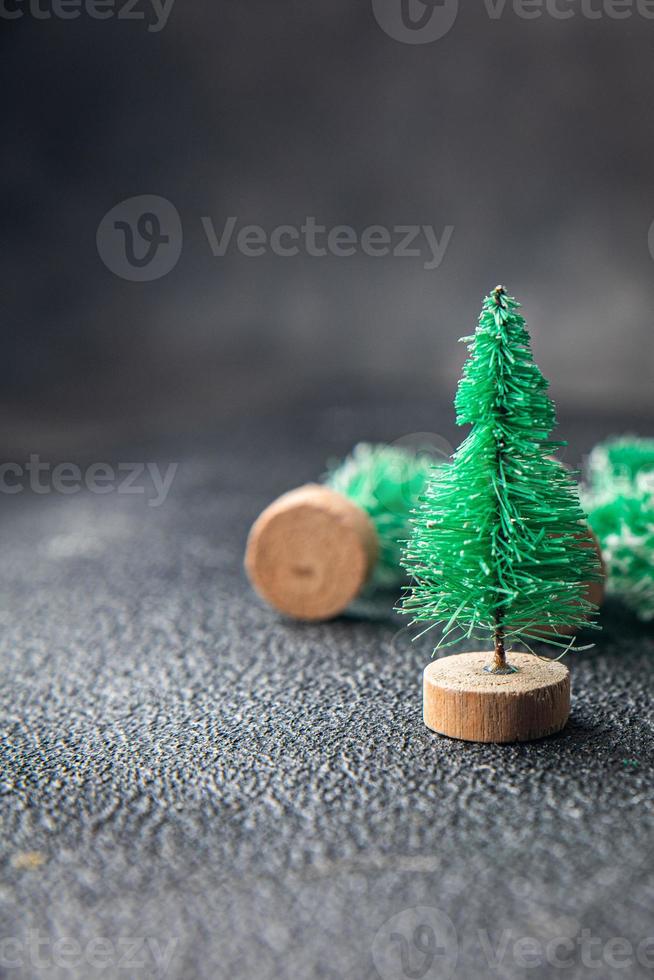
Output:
[[423, 651, 570, 744], [245, 484, 378, 621]]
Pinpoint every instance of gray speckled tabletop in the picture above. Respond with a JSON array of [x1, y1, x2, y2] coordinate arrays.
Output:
[[1, 394, 653, 980]]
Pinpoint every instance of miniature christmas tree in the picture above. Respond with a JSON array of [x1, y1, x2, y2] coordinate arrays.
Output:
[[401, 286, 602, 679]]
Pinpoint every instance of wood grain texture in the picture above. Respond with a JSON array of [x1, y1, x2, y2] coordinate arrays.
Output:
[[245, 484, 378, 621], [423, 651, 570, 744]]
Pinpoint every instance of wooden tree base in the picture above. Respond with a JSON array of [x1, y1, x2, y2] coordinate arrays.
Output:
[[423, 651, 570, 743], [245, 484, 378, 621]]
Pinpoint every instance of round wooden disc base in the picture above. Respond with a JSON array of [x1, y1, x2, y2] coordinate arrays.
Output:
[[245, 484, 378, 621], [423, 652, 570, 744]]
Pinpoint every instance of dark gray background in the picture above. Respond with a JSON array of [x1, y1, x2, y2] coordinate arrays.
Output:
[[2, 0, 654, 456], [2, 5, 654, 980]]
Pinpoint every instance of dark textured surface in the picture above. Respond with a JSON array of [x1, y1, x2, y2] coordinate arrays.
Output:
[[1, 399, 653, 980], [5, 6, 654, 426]]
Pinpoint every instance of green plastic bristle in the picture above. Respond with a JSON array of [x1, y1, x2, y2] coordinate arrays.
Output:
[[584, 437, 654, 622], [399, 286, 603, 653], [324, 443, 436, 589]]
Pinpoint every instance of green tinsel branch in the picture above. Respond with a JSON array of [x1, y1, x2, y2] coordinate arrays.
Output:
[[324, 443, 435, 590], [583, 437, 654, 622]]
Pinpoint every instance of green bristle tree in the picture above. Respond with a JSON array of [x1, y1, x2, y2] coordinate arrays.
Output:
[[401, 285, 602, 672]]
